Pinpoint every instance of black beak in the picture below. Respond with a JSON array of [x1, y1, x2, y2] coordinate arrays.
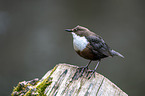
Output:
[[65, 29, 73, 32]]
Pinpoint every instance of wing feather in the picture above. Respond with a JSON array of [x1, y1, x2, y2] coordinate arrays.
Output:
[[86, 35, 112, 56]]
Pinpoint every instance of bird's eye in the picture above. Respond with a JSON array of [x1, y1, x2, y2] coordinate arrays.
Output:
[[74, 28, 78, 32]]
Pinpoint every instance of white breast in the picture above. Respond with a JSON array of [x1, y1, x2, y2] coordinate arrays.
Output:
[[72, 32, 89, 51]]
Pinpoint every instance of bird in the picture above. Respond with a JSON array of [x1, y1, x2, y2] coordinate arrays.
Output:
[[65, 25, 124, 79]]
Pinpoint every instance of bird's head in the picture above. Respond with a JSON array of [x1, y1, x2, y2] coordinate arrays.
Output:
[[65, 25, 92, 37]]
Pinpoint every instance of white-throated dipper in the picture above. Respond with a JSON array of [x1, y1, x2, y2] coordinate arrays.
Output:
[[65, 25, 124, 79]]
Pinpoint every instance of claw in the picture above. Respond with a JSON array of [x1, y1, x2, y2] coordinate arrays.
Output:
[[87, 70, 96, 79], [80, 66, 88, 76], [76, 66, 88, 78], [71, 61, 93, 80], [87, 61, 100, 79]]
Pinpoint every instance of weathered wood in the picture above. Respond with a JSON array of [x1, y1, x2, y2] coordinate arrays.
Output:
[[42, 64, 128, 96], [11, 63, 128, 96]]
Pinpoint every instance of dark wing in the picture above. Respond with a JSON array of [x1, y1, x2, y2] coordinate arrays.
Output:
[[86, 35, 112, 56]]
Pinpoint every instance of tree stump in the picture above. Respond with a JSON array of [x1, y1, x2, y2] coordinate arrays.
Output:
[[11, 63, 128, 96]]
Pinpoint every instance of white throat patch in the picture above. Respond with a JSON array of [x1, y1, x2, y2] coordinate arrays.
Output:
[[72, 32, 89, 51]]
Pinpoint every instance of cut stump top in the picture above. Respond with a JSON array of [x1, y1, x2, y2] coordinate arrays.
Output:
[[41, 63, 128, 96]]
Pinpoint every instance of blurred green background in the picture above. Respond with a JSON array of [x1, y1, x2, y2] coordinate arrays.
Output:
[[0, 0, 145, 95]]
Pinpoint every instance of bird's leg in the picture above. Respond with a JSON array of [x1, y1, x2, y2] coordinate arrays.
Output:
[[88, 61, 100, 79], [80, 60, 92, 76], [77, 60, 92, 77]]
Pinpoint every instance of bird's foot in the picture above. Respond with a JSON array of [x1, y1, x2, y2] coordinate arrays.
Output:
[[74, 66, 89, 79], [87, 70, 96, 79], [72, 66, 89, 80], [78, 66, 88, 75]]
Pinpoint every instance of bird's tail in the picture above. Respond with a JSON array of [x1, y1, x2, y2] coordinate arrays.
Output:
[[110, 50, 124, 58]]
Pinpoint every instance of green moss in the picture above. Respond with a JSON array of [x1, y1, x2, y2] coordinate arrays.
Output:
[[24, 89, 32, 96], [36, 80, 52, 96], [36, 65, 57, 95], [11, 65, 58, 96], [11, 81, 28, 96], [13, 82, 24, 92]]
